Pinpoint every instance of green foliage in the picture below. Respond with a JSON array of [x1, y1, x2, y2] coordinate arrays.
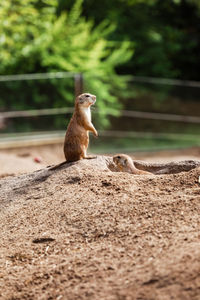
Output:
[[0, 0, 54, 74], [186, 0, 200, 10], [1, 0, 200, 134], [61, 0, 200, 81], [0, 0, 133, 127]]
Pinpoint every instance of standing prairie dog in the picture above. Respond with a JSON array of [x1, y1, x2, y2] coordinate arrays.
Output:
[[63, 93, 98, 162], [48, 93, 97, 170], [113, 154, 151, 175]]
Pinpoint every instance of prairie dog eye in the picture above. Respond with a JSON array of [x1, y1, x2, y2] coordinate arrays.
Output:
[[85, 94, 90, 98]]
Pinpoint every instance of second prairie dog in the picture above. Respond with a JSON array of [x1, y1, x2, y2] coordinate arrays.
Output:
[[113, 154, 151, 175], [64, 93, 98, 162]]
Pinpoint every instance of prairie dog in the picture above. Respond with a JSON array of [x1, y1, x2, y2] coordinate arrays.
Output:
[[63, 93, 98, 162], [113, 154, 151, 175], [48, 93, 97, 171]]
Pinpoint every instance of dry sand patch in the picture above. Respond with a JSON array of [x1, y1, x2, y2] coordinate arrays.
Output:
[[0, 156, 200, 299]]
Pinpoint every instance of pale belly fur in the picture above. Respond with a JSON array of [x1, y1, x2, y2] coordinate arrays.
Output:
[[81, 107, 91, 122]]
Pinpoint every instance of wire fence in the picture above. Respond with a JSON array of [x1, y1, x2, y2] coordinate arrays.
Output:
[[1, 107, 200, 124], [0, 72, 76, 82], [0, 72, 199, 151], [130, 76, 200, 88], [0, 71, 200, 88]]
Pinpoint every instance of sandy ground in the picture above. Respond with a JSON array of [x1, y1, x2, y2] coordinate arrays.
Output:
[[0, 144, 64, 177], [0, 146, 200, 299], [1, 144, 200, 176]]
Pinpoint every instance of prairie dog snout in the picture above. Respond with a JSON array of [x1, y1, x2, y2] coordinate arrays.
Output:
[[79, 93, 96, 106]]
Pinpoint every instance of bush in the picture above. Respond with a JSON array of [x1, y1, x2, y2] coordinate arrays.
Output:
[[0, 0, 133, 127]]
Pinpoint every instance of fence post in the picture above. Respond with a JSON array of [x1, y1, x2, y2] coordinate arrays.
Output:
[[74, 73, 83, 97]]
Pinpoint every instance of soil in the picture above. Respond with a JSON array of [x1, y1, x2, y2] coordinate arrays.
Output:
[[1, 144, 200, 176], [0, 147, 200, 300]]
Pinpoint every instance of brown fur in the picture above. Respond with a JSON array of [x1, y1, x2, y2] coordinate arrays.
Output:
[[113, 154, 152, 175], [49, 93, 98, 170], [64, 93, 98, 162]]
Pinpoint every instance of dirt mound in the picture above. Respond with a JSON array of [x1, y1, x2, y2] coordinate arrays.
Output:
[[0, 156, 200, 300]]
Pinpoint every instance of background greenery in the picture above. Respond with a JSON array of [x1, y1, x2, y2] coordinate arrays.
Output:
[[0, 0, 200, 150], [59, 0, 200, 80], [0, 0, 132, 125]]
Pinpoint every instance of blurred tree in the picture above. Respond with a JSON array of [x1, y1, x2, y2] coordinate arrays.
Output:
[[59, 0, 200, 80], [0, 0, 133, 127]]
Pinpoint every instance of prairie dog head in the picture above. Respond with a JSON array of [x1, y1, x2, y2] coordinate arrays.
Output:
[[113, 154, 134, 173], [76, 93, 96, 108]]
